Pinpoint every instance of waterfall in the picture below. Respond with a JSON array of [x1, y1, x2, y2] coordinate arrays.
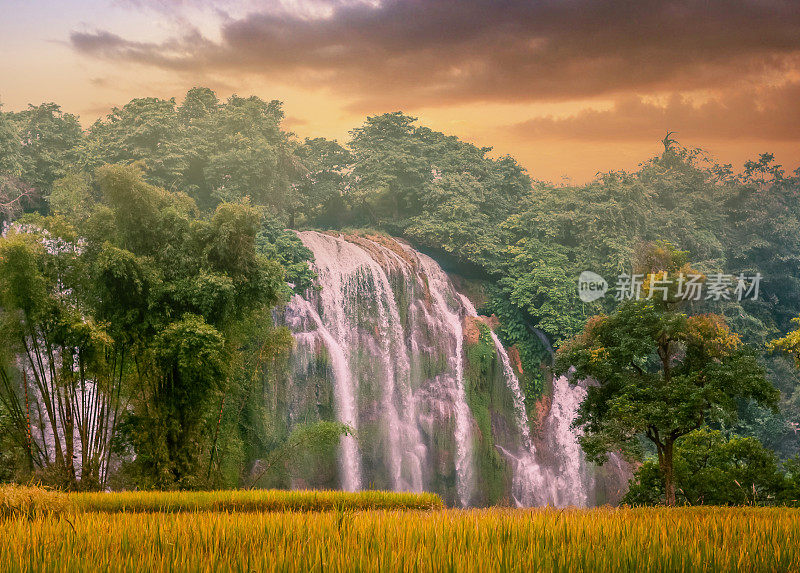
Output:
[[284, 231, 474, 503], [459, 294, 542, 506], [540, 375, 594, 506], [459, 294, 591, 506], [414, 253, 474, 506], [281, 231, 609, 506], [285, 295, 363, 491]]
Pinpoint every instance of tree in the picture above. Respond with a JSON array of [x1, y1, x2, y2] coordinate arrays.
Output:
[[555, 301, 778, 505], [0, 176, 36, 227], [725, 156, 800, 334], [0, 217, 116, 488], [12, 103, 83, 196], [199, 95, 297, 210], [86, 97, 184, 189], [346, 112, 528, 240], [771, 317, 800, 367], [0, 103, 24, 177], [291, 137, 352, 228], [48, 172, 93, 222], [624, 428, 789, 506], [90, 167, 288, 488], [405, 173, 498, 266], [0, 164, 292, 489]]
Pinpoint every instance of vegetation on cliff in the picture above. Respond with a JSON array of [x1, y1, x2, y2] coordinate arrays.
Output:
[[2, 88, 800, 503]]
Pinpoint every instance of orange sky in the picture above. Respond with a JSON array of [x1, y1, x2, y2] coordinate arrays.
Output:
[[2, 0, 798, 183]]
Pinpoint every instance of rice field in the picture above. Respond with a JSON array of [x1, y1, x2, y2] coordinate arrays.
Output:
[[71, 488, 444, 513], [0, 485, 69, 520], [2, 488, 800, 572]]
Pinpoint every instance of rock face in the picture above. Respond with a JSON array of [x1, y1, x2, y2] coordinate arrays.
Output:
[[278, 231, 629, 506]]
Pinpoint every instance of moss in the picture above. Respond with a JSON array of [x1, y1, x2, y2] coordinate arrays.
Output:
[[484, 287, 550, 406], [464, 323, 511, 506], [467, 323, 496, 380]]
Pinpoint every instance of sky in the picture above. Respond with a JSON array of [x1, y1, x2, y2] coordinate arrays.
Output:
[[1, 0, 798, 183]]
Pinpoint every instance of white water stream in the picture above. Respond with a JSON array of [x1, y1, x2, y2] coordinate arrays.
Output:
[[283, 231, 603, 506]]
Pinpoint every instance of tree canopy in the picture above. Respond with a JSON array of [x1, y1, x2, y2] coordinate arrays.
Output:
[[1, 88, 800, 498]]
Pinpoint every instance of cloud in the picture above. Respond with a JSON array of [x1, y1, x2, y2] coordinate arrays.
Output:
[[509, 82, 800, 141], [71, 0, 800, 110], [282, 115, 310, 129], [71, 29, 215, 70]]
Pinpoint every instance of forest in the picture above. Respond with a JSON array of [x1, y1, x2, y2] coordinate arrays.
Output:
[[1, 87, 800, 505]]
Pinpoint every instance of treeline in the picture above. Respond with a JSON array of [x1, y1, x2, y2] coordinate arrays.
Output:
[[1, 88, 800, 497], [0, 164, 293, 489]]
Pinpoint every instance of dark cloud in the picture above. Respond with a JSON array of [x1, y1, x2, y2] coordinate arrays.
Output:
[[72, 0, 800, 110], [509, 82, 800, 141], [71, 29, 214, 69]]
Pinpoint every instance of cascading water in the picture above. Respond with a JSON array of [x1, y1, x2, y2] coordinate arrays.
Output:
[[540, 375, 594, 507], [283, 231, 474, 502], [459, 294, 538, 506], [414, 252, 474, 506], [459, 294, 591, 507], [281, 231, 620, 506], [286, 295, 363, 491]]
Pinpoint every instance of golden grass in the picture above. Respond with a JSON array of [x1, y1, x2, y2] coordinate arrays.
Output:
[[2, 506, 800, 572], [0, 485, 69, 520], [71, 489, 443, 513]]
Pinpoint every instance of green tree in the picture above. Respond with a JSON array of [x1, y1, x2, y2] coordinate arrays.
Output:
[[725, 156, 800, 334], [0, 103, 24, 177], [12, 103, 83, 196], [0, 217, 116, 488], [624, 428, 788, 505], [555, 303, 778, 505], [48, 172, 94, 222], [86, 97, 184, 189], [347, 112, 528, 244], [199, 95, 297, 210], [291, 137, 352, 228], [0, 163, 292, 489]]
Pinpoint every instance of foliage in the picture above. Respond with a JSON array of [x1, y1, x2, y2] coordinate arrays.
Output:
[[291, 137, 352, 228], [84, 91, 297, 212], [772, 316, 800, 367], [555, 299, 778, 504], [7, 103, 83, 198], [0, 164, 290, 490], [255, 216, 315, 293], [247, 421, 353, 489], [3, 88, 800, 500], [348, 112, 529, 267], [624, 429, 791, 506]]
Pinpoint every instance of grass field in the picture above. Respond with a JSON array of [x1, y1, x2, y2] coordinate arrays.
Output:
[[2, 488, 800, 572], [71, 488, 444, 513]]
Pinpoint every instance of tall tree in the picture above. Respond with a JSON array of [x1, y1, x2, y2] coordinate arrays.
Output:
[[13, 103, 83, 196], [0, 216, 115, 487], [0, 164, 291, 489], [555, 302, 778, 505]]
